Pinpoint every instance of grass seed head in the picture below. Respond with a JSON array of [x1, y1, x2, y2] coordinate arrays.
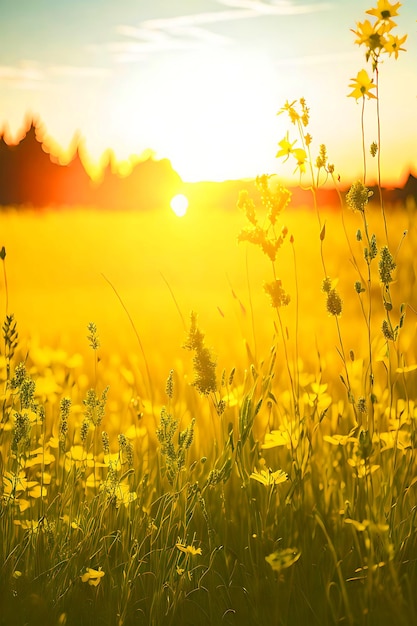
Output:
[[379, 245, 396, 284], [346, 180, 373, 212], [326, 289, 343, 317]]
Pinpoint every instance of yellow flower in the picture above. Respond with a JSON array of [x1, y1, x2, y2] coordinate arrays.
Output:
[[384, 32, 407, 58], [265, 548, 301, 573], [81, 567, 105, 586], [262, 429, 291, 449], [176, 543, 202, 556], [352, 19, 382, 50], [276, 133, 297, 161], [250, 467, 288, 486], [292, 147, 307, 174], [2, 470, 27, 497], [278, 99, 300, 124], [71, 518, 82, 530], [366, 0, 401, 24], [348, 69, 377, 100]]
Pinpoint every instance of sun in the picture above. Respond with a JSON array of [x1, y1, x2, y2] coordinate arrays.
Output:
[[170, 194, 189, 217]]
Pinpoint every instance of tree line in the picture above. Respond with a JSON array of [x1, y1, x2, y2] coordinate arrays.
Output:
[[0, 119, 183, 210]]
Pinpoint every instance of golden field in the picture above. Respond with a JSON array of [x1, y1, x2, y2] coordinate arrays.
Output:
[[3, 198, 416, 368], [1, 192, 417, 626]]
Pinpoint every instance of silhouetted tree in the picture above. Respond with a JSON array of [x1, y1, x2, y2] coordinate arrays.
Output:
[[0, 116, 183, 210]]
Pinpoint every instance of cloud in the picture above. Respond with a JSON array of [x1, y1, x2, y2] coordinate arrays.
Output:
[[0, 61, 110, 90], [111, 0, 332, 61], [217, 0, 331, 15], [0, 61, 46, 90]]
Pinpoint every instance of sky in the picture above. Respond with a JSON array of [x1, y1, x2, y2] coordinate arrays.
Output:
[[0, 0, 416, 184]]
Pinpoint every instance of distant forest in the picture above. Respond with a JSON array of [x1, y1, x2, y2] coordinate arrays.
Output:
[[0, 119, 183, 210], [0, 118, 416, 210]]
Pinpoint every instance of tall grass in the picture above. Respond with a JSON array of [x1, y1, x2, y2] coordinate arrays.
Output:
[[1, 2, 417, 625]]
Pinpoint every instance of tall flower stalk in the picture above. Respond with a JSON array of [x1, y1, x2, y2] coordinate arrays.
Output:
[[276, 99, 357, 422], [349, 0, 407, 243], [347, 0, 407, 434]]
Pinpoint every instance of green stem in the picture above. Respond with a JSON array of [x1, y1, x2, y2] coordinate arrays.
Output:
[[375, 65, 389, 244]]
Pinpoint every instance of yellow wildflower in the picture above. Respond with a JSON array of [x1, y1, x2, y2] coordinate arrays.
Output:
[[384, 32, 407, 58], [348, 69, 377, 100], [276, 133, 297, 161], [265, 548, 301, 573], [278, 99, 300, 124], [366, 0, 401, 24], [176, 543, 202, 556], [262, 429, 291, 449], [250, 467, 288, 486], [81, 567, 105, 587], [352, 19, 384, 51], [292, 147, 307, 174]]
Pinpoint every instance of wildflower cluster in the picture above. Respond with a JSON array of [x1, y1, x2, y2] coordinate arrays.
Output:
[[237, 177, 290, 263], [238, 176, 291, 313], [348, 1, 406, 105], [277, 98, 334, 185], [352, 0, 406, 67]]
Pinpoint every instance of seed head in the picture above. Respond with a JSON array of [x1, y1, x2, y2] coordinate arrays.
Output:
[[59, 397, 71, 452], [382, 319, 396, 341], [322, 277, 332, 294], [346, 181, 373, 213], [264, 279, 290, 308], [166, 369, 174, 400], [118, 433, 134, 468], [370, 141, 378, 157], [379, 246, 396, 284], [102, 431, 110, 456], [357, 397, 367, 414], [326, 289, 343, 317]]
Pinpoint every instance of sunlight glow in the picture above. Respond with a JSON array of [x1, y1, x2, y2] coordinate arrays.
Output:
[[170, 194, 188, 217]]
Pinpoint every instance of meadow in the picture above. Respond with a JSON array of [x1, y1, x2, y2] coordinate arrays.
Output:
[[0, 190, 416, 626], [1, 3, 417, 624]]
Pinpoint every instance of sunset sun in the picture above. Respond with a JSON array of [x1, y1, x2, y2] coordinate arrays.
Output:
[[170, 193, 188, 217]]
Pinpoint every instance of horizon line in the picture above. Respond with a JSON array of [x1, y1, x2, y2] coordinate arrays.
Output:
[[0, 113, 415, 190]]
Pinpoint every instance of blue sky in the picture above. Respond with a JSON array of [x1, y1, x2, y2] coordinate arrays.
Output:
[[0, 0, 416, 183]]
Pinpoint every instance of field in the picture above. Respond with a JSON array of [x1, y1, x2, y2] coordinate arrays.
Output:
[[1, 188, 417, 625]]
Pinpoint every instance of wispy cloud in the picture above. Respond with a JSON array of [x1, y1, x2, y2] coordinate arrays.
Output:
[[218, 0, 331, 16], [111, 0, 332, 61], [0, 61, 111, 90], [0, 62, 46, 90]]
